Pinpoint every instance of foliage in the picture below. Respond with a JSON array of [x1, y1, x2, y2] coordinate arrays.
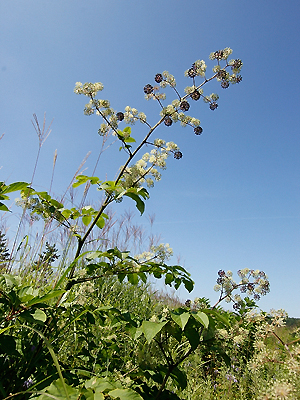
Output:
[[1, 47, 298, 399]]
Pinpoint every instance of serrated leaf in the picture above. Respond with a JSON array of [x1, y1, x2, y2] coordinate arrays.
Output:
[[142, 321, 167, 343]]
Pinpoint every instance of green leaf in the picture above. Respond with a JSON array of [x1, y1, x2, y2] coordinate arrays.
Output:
[[1, 181, 28, 194], [170, 367, 188, 390], [35, 379, 80, 400], [33, 309, 47, 322], [95, 216, 105, 229], [183, 278, 194, 292], [85, 377, 115, 392], [184, 325, 200, 350], [128, 273, 139, 285], [193, 311, 209, 329], [124, 137, 136, 143], [108, 388, 143, 400], [170, 310, 190, 330], [82, 215, 92, 226], [0, 202, 10, 212], [27, 290, 65, 306], [142, 320, 167, 343], [124, 192, 145, 215]]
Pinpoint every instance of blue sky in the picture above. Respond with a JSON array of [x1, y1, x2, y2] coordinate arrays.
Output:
[[1, 1, 299, 316]]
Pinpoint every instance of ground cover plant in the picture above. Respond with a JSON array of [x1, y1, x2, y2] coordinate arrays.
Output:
[[1, 48, 300, 399]]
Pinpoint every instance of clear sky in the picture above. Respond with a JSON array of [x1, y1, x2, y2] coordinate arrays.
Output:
[[1, 1, 299, 316]]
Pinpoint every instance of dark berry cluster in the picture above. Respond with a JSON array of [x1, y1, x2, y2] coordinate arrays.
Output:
[[221, 80, 229, 89], [233, 75, 242, 84], [190, 90, 201, 101], [217, 277, 225, 285], [218, 270, 226, 277], [232, 59, 242, 70], [116, 112, 124, 121], [217, 69, 227, 79], [233, 302, 241, 311], [214, 50, 224, 60], [180, 101, 190, 112], [143, 84, 154, 94], [185, 299, 191, 307], [164, 116, 172, 126], [210, 102, 218, 111], [194, 126, 203, 135], [154, 73, 163, 83], [174, 151, 183, 159]]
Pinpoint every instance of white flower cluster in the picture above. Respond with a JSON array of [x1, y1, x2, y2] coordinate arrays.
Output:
[[214, 268, 270, 308], [203, 93, 219, 103], [184, 59, 207, 78], [122, 139, 179, 189], [159, 102, 200, 127], [145, 90, 166, 101], [184, 86, 204, 95], [160, 71, 176, 88], [74, 82, 104, 97], [135, 243, 173, 263], [209, 47, 233, 61], [123, 106, 147, 125]]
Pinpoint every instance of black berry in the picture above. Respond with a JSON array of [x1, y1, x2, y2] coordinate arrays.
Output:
[[116, 112, 124, 121], [194, 126, 203, 135], [174, 151, 183, 159], [210, 102, 218, 110], [164, 116, 173, 126], [190, 90, 200, 101], [155, 73, 163, 83], [221, 80, 229, 89], [180, 101, 190, 112]]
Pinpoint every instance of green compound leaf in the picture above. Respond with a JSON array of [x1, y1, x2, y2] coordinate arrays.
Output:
[[142, 320, 167, 343]]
